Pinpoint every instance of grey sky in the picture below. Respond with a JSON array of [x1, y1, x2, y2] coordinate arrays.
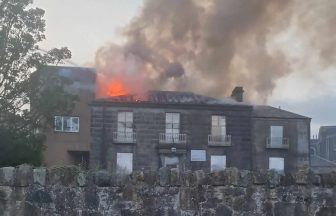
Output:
[[32, 0, 336, 136], [33, 0, 143, 65]]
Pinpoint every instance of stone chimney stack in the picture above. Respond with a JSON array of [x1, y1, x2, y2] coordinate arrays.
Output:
[[231, 87, 244, 102]]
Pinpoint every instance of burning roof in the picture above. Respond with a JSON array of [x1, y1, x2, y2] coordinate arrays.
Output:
[[95, 90, 247, 106]]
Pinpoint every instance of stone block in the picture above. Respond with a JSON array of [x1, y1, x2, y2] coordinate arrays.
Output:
[[132, 171, 144, 184], [159, 167, 170, 186], [0, 167, 15, 186], [320, 172, 336, 187], [239, 170, 252, 187], [253, 171, 267, 185], [180, 187, 198, 210], [267, 170, 281, 188], [225, 167, 239, 185], [170, 168, 180, 186], [94, 170, 111, 187], [280, 173, 295, 186], [181, 170, 196, 187], [77, 171, 87, 187], [295, 170, 308, 185], [143, 170, 157, 185], [194, 170, 206, 185], [14, 164, 33, 187], [33, 167, 46, 186], [48, 166, 79, 186], [208, 170, 226, 186]]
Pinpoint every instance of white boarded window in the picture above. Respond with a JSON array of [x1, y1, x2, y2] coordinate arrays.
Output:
[[212, 115, 226, 136], [116, 153, 133, 174], [270, 126, 283, 147], [54, 116, 79, 132], [117, 112, 133, 134], [162, 156, 179, 168], [191, 150, 206, 161], [269, 157, 284, 171], [211, 155, 226, 171]]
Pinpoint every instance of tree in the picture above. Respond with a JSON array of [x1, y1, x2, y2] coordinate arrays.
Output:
[[0, 0, 78, 166]]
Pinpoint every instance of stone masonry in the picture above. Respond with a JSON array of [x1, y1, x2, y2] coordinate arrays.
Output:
[[1, 165, 336, 215]]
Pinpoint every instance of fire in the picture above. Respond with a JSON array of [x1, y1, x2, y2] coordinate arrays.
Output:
[[106, 79, 128, 96], [96, 75, 131, 98]]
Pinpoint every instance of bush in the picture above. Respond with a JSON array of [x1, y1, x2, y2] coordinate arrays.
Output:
[[0, 127, 45, 167]]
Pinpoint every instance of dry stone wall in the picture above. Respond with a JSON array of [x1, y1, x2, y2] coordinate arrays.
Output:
[[1, 165, 336, 216]]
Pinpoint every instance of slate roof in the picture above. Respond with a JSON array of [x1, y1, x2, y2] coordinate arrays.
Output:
[[146, 90, 247, 105], [252, 105, 310, 119], [98, 90, 249, 106]]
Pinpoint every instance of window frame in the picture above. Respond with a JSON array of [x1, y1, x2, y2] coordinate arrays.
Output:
[[54, 116, 80, 133], [211, 115, 226, 136], [117, 111, 134, 134], [165, 112, 180, 135], [270, 125, 284, 147]]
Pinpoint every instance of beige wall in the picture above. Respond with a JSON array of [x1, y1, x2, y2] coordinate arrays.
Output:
[[42, 66, 95, 167]]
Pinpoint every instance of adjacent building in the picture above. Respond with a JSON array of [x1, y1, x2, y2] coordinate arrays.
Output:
[[40, 66, 95, 168], [310, 126, 336, 173], [316, 126, 336, 161]]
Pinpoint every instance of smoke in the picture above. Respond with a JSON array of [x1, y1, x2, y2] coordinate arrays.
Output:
[[95, 0, 336, 103]]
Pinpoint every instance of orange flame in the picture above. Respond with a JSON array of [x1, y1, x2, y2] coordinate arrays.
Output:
[[96, 75, 131, 98], [106, 79, 128, 96]]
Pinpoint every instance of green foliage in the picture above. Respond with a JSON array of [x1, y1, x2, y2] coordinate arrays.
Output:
[[0, 127, 44, 166], [0, 0, 76, 166]]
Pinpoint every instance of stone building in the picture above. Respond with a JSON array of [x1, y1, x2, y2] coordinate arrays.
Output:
[[40, 66, 95, 168], [309, 126, 336, 173], [316, 126, 336, 161], [90, 88, 311, 174]]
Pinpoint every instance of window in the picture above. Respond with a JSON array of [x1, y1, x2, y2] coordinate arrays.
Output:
[[117, 112, 133, 139], [165, 113, 180, 141], [191, 150, 206, 161], [162, 156, 179, 168], [116, 153, 133, 174], [268, 157, 284, 172], [54, 116, 79, 132], [270, 126, 283, 147], [211, 115, 226, 136], [166, 113, 180, 134], [211, 155, 226, 171]]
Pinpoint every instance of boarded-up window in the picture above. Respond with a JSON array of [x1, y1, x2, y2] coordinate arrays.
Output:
[[211, 155, 226, 171], [269, 157, 284, 171], [191, 150, 206, 161], [162, 156, 179, 168], [117, 153, 133, 174]]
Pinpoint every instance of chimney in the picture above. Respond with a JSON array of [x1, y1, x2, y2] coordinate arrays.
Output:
[[231, 86, 244, 102]]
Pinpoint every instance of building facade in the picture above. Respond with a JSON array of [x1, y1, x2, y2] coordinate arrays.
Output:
[[251, 106, 310, 173], [90, 90, 311, 174], [316, 126, 336, 161], [41, 66, 95, 168]]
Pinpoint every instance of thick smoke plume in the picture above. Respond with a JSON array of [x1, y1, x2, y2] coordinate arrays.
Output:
[[95, 0, 336, 103]]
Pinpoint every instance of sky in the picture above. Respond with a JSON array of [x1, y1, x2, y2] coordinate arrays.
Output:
[[32, 0, 336, 136]]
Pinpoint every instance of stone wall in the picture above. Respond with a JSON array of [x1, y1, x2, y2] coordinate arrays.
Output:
[[1, 165, 336, 216]]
